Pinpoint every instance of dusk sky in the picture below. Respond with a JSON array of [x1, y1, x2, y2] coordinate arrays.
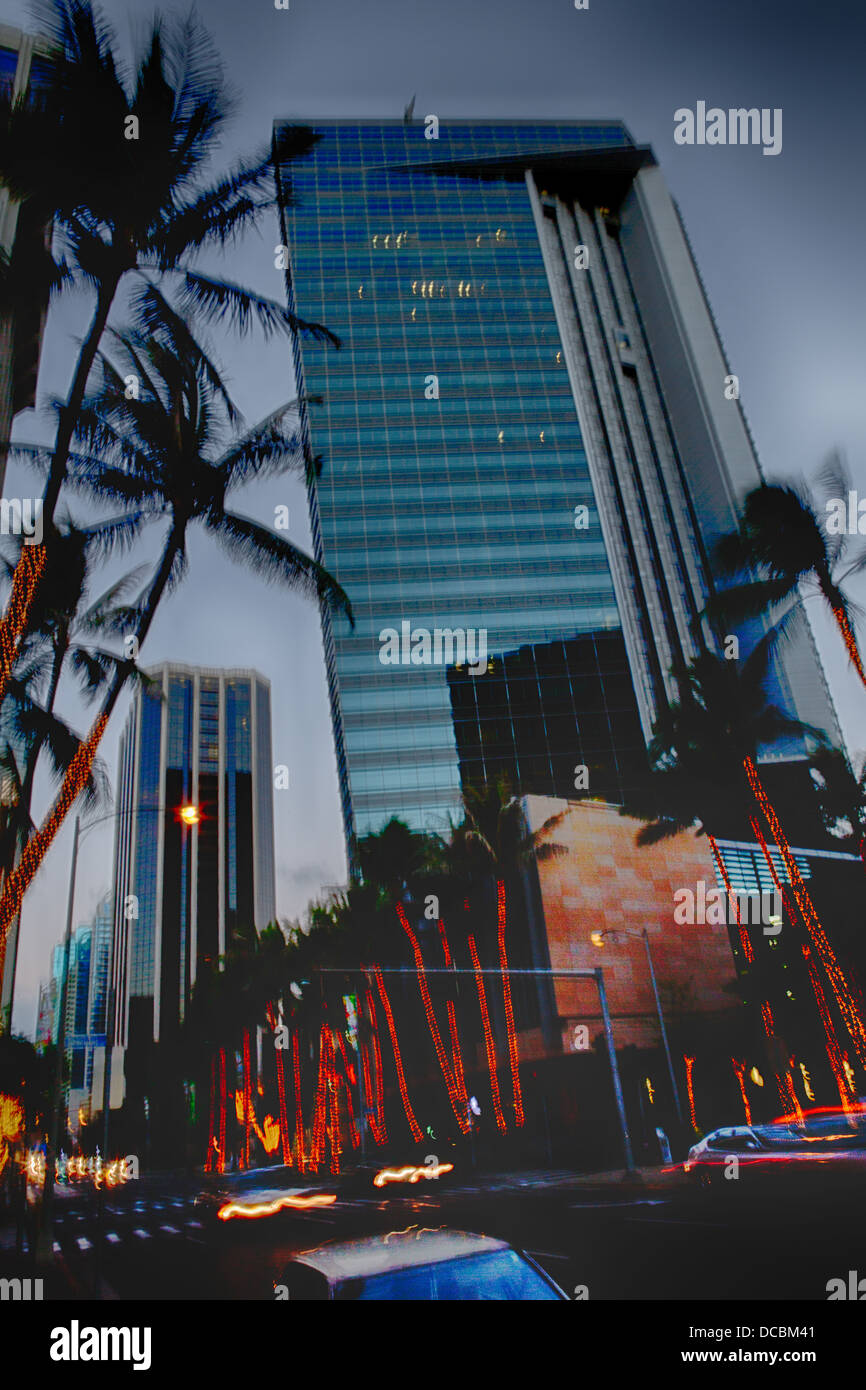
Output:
[[6, 0, 865, 1034]]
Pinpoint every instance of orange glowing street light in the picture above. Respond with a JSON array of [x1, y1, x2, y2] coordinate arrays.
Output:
[[178, 803, 201, 826]]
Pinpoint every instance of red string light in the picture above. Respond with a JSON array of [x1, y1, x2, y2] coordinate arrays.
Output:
[[242, 1030, 252, 1169], [831, 603, 866, 689], [708, 835, 754, 963], [744, 756, 866, 1068], [363, 985, 388, 1145], [309, 1024, 330, 1170], [0, 544, 46, 711], [218, 1048, 226, 1175], [751, 814, 854, 1107], [683, 1054, 698, 1131], [395, 904, 470, 1133], [292, 1031, 306, 1170], [760, 1001, 794, 1111], [324, 1028, 342, 1174], [801, 945, 854, 1111], [276, 1034, 292, 1166], [334, 1030, 361, 1149], [0, 711, 109, 974], [437, 921, 468, 1111], [732, 1058, 752, 1124], [496, 879, 525, 1127], [372, 966, 423, 1143], [468, 933, 506, 1133]]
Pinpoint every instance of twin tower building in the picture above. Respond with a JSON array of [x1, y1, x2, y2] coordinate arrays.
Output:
[[106, 121, 838, 1098]]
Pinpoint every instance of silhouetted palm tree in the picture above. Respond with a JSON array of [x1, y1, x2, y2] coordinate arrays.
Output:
[[714, 456, 866, 691], [623, 643, 866, 1105], [0, 0, 335, 703], [0, 300, 352, 964], [448, 775, 567, 1127], [0, 527, 144, 1023]]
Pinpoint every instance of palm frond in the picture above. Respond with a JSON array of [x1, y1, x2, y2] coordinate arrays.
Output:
[[211, 510, 353, 623], [175, 270, 341, 345]]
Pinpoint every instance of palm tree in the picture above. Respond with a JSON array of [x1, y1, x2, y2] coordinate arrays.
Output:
[[0, 301, 352, 967], [623, 643, 866, 1107], [0, 527, 145, 1026], [0, 0, 335, 705], [714, 455, 866, 691], [446, 774, 567, 1128]]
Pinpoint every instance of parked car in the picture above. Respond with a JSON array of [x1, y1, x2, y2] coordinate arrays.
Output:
[[274, 1228, 569, 1300], [685, 1110, 866, 1185]]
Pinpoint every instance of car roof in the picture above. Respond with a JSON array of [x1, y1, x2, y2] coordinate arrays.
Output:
[[291, 1229, 510, 1281]]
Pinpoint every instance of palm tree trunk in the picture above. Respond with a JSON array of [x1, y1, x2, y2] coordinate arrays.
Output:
[[1, 629, 70, 1023], [394, 903, 470, 1133], [743, 755, 866, 1070], [0, 548, 48, 730], [0, 276, 121, 714], [496, 879, 524, 1127], [0, 533, 182, 962], [828, 602, 866, 690]]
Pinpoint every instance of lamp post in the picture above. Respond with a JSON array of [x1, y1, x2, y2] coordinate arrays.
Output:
[[590, 926, 684, 1126], [34, 799, 199, 1280]]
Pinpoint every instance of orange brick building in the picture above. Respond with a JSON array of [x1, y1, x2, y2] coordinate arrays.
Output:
[[522, 795, 740, 1054]]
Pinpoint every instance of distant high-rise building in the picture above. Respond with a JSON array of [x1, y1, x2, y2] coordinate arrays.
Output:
[[274, 119, 840, 860], [34, 944, 63, 1050], [110, 665, 276, 1067], [36, 896, 112, 1119]]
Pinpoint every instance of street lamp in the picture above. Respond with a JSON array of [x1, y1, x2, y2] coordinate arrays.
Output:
[[590, 926, 684, 1125]]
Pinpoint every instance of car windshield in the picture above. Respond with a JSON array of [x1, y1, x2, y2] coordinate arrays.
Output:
[[335, 1248, 563, 1300], [754, 1117, 866, 1150]]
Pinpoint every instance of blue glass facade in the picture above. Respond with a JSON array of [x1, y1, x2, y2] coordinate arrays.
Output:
[[277, 121, 637, 846]]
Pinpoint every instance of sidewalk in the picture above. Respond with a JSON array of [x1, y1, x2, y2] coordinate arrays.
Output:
[[440, 1163, 685, 1198]]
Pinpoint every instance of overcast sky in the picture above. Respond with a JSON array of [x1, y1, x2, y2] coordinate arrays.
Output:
[[6, 0, 866, 1034]]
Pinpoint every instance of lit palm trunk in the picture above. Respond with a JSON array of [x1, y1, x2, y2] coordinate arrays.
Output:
[[830, 603, 866, 690], [373, 968, 423, 1143], [395, 903, 470, 1133], [468, 933, 506, 1134], [275, 1041, 291, 1166], [744, 755, 866, 1069], [750, 813, 855, 1110], [496, 880, 525, 1127], [0, 547, 47, 720]]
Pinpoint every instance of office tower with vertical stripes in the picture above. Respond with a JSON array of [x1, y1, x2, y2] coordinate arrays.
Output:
[[274, 119, 840, 859]]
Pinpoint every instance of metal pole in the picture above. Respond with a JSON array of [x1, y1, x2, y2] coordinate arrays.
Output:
[[93, 917, 117, 1296], [36, 815, 79, 1265], [595, 967, 635, 1173], [642, 928, 683, 1125]]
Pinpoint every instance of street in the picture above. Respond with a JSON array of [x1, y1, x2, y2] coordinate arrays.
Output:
[[16, 1164, 864, 1302]]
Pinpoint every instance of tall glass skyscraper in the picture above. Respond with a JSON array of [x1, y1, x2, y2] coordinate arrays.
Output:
[[110, 664, 276, 1058], [275, 119, 840, 856]]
